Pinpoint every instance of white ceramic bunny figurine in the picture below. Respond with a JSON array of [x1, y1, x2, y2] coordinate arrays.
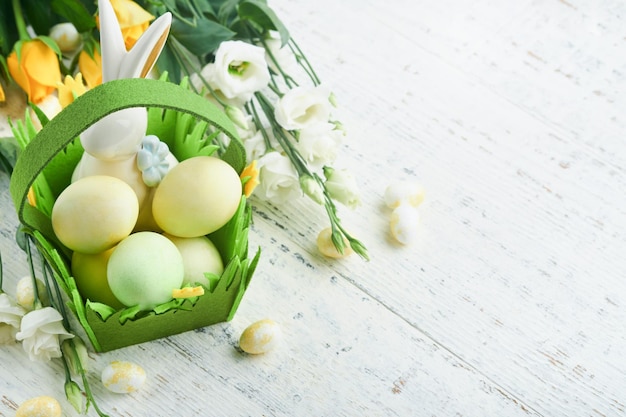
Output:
[[72, 0, 173, 210]]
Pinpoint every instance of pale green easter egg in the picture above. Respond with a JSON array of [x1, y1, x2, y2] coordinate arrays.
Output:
[[152, 156, 242, 238], [52, 175, 139, 254], [107, 232, 184, 310], [164, 234, 224, 288], [72, 247, 124, 309]]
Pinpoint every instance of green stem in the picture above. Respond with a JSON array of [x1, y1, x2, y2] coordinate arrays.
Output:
[[289, 38, 320, 86], [25, 239, 41, 310], [38, 245, 111, 417], [253, 92, 368, 260], [11, 0, 30, 41], [246, 100, 274, 152]]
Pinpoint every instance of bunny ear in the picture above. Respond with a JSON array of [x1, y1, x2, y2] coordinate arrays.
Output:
[[98, 0, 126, 83], [119, 12, 172, 79]]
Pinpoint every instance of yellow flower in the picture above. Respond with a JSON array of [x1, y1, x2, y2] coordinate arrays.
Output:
[[0, 83, 5, 102], [57, 74, 88, 108], [7, 39, 62, 104], [240, 160, 260, 197], [78, 49, 102, 88], [110, 0, 154, 49]]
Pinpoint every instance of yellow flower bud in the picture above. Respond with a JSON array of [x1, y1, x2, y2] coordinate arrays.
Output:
[[7, 39, 62, 104]]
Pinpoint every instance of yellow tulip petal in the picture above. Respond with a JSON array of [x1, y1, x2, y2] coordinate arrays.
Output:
[[9, 40, 61, 104], [7, 51, 32, 99], [78, 50, 102, 88], [23, 41, 61, 87], [0, 83, 5, 102], [112, 0, 154, 27]]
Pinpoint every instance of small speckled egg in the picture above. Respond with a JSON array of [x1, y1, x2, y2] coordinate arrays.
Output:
[[15, 396, 61, 417], [101, 361, 146, 394], [316, 227, 353, 259], [390, 204, 420, 245], [384, 181, 425, 209], [52, 175, 139, 254], [239, 319, 282, 354], [152, 156, 242, 237]]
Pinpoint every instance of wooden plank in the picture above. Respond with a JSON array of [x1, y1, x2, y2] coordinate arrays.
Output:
[[270, 1, 626, 416]]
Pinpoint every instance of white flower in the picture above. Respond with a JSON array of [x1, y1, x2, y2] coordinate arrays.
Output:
[[257, 151, 302, 204], [274, 85, 332, 131], [296, 123, 343, 171], [324, 167, 361, 209], [16, 307, 74, 361], [243, 130, 268, 162], [211, 40, 270, 101], [0, 293, 26, 344], [263, 31, 298, 75], [242, 126, 279, 162]]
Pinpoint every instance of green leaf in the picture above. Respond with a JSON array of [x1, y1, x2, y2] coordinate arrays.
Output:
[[170, 16, 235, 56], [156, 43, 182, 84], [23, 0, 56, 36], [238, 0, 289, 45], [0, 4, 19, 56], [51, 0, 96, 33]]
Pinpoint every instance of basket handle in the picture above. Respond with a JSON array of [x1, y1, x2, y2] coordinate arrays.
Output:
[[9, 78, 243, 249]]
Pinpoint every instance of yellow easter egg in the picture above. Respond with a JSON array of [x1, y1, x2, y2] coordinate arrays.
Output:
[[16, 396, 61, 417], [52, 175, 139, 254], [152, 156, 242, 237], [164, 234, 224, 288], [71, 248, 124, 309]]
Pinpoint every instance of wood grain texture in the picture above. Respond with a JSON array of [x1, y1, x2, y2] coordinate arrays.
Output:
[[1, 1, 625, 416]]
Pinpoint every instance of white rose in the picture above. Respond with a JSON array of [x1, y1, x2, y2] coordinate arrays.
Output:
[[0, 293, 26, 344], [296, 123, 343, 171], [324, 167, 361, 209], [257, 151, 302, 204], [211, 40, 270, 101], [243, 126, 279, 162], [262, 31, 298, 75], [16, 307, 74, 361], [274, 85, 332, 131]]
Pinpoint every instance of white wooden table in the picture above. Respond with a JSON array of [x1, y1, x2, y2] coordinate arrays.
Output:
[[1, 0, 625, 416]]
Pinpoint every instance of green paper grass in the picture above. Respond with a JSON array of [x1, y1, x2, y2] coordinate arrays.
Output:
[[9, 78, 259, 352]]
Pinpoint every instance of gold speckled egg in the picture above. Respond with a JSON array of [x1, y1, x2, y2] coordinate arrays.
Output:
[[101, 360, 146, 394], [15, 396, 61, 417], [239, 319, 282, 354]]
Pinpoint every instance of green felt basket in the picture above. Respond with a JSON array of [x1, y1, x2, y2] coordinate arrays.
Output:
[[9, 78, 260, 352]]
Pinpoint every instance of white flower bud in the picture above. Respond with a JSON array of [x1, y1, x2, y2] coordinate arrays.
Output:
[[390, 204, 420, 245], [324, 167, 361, 209], [384, 181, 425, 209], [225, 105, 249, 130], [49, 23, 81, 53], [16, 276, 48, 310], [300, 176, 325, 205]]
